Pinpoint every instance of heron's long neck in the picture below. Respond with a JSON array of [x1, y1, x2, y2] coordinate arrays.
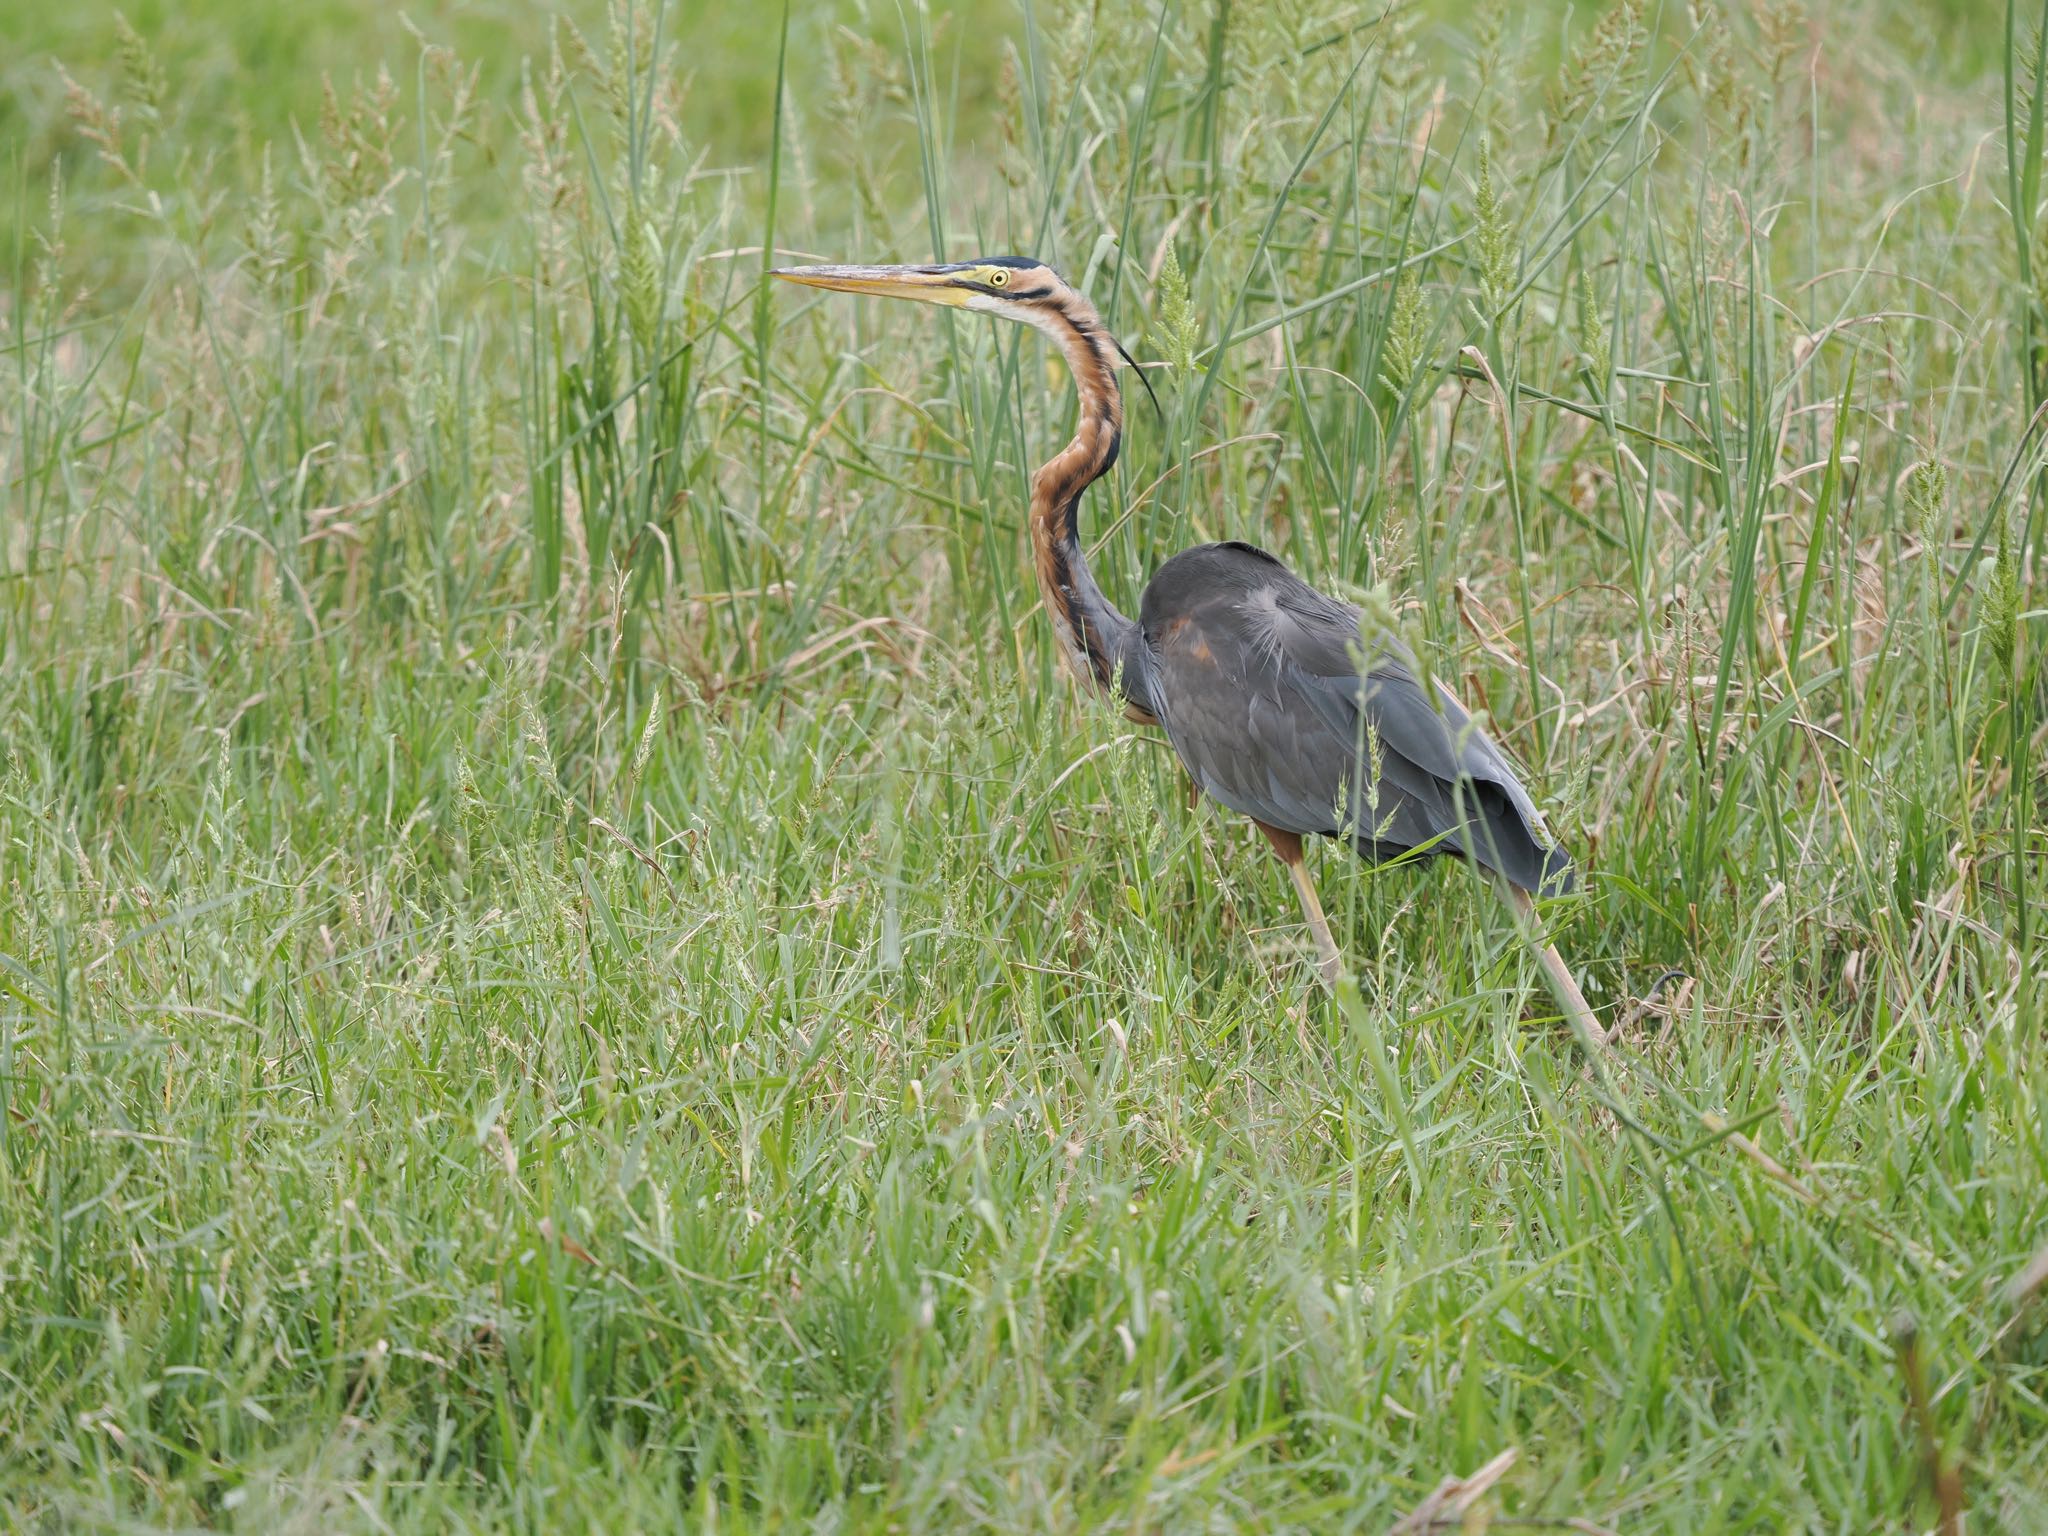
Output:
[[1029, 302, 1157, 722]]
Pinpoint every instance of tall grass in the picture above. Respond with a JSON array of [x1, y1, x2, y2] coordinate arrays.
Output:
[[2, 1, 2045, 1529]]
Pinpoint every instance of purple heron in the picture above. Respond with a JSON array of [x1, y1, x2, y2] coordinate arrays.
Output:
[[774, 257, 1600, 1040]]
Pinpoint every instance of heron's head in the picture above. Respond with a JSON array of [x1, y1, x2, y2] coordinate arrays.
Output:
[[771, 255, 1151, 419], [771, 256, 1073, 323]]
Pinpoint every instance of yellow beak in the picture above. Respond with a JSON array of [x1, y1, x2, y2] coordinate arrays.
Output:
[[770, 263, 972, 307]]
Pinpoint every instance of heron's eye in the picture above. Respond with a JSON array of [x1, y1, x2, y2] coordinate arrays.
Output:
[[987, 269, 1009, 288]]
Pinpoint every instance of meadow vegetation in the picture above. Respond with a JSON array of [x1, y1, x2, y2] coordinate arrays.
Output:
[[3, 0, 2047, 1528]]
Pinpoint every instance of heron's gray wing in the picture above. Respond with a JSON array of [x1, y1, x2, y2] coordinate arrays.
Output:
[[1163, 639, 1456, 854], [1261, 581, 1572, 891], [1304, 663, 1571, 890]]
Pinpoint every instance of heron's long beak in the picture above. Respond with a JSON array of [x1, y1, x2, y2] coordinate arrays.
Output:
[[770, 263, 971, 307]]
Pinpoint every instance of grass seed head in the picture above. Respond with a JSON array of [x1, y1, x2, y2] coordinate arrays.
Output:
[[1469, 138, 1519, 324], [1154, 244, 1201, 376], [1379, 272, 1429, 395]]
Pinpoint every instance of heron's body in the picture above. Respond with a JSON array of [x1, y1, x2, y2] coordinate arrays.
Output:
[[1135, 542, 1570, 895], [775, 255, 1595, 1028]]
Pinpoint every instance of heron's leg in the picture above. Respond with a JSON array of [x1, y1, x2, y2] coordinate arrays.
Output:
[[1496, 879, 1609, 1056], [1288, 860, 1345, 989], [1252, 820, 1343, 987]]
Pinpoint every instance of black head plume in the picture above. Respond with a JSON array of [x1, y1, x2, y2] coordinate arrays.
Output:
[[1113, 337, 1163, 424]]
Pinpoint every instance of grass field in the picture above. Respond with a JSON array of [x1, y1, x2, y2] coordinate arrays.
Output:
[[5, 0, 2048, 1529]]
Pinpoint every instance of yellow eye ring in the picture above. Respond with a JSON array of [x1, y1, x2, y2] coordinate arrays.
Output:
[[987, 269, 1009, 287]]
